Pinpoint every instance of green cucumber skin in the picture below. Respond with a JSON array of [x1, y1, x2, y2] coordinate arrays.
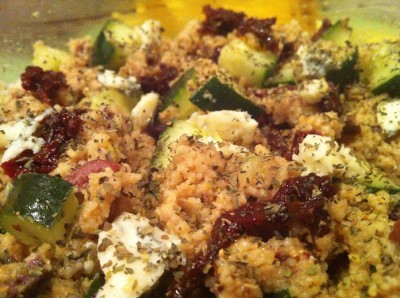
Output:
[[161, 68, 200, 119], [3, 173, 74, 228], [370, 42, 400, 96], [190, 77, 264, 119], [162, 68, 196, 110], [326, 47, 359, 90], [92, 29, 116, 69], [321, 20, 351, 47], [85, 272, 105, 298], [267, 63, 295, 87], [372, 75, 400, 96], [321, 20, 359, 90], [264, 290, 291, 298], [151, 120, 201, 170]]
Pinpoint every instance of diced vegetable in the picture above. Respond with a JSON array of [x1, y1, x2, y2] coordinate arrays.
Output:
[[78, 89, 139, 115], [92, 20, 141, 70], [326, 48, 359, 90], [85, 272, 105, 298], [368, 41, 400, 96], [190, 77, 264, 119], [321, 20, 359, 89], [267, 62, 295, 86], [321, 20, 352, 46], [92, 19, 161, 70], [152, 110, 255, 171], [161, 68, 200, 120], [152, 120, 206, 170], [218, 38, 278, 87], [264, 290, 291, 298], [0, 173, 78, 245], [32, 41, 72, 71]]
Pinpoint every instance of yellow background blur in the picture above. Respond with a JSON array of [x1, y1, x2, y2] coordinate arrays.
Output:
[[113, 0, 319, 36]]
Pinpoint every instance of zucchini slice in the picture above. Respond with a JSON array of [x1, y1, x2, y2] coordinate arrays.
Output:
[[78, 89, 139, 115], [321, 20, 352, 47], [218, 38, 278, 87], [369, 41, 400, 96], [190, 77, 264, 119], [267, 62, 296, 87], [321, 20, 359, 89], [32, 41, 72, 72], [161, 68, 200, 120], [92, 20, 141, 70], [152, 120, 207, 170], [0, 173, 78, 246], [85, 272, 105, 298]]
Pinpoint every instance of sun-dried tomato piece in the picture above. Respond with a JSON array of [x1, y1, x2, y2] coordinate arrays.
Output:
[[271, 174, 337, 237], [264, 126, 292, 159], [139, 64, 178, 96], [143, 122, 166, 140], [389, 220, 400, 245], [1, 150, 33, 179], [319, 82, 343, 115], [342, 119, 361, 137], [21, 66, 68, 105], [199, 5, 245, 36], [264, 128, 319, 161], [279, 41, 296, 63], [168, 174, 337, 298], [237, 17, 279, 52], [1, 109, 82, 179]]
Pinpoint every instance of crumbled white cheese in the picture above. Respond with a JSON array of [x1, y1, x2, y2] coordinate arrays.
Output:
[[376, 99, 400, 137], [1, 108, 54, 163], [295, 44, 334, 79], [189, 110, 258, 146], [299, 78, 330, 104], [213, 142, 249, 159], [131, 92, 160, 130], [292, 134, 365, 180], [97, 70, 140, 96], [96, 212, 183, 298], [137, 20, 162, 49]]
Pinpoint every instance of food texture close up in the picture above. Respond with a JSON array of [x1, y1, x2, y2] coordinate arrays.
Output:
[[0, 4, 400, 298]]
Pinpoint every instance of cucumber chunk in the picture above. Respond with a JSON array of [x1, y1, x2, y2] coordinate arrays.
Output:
[[92, 20, 141, 70], [218, 38, 278, 87], [267, 62, 295, 87], [32, 41, 72, 72], [369, 41, 400, 96], [190, 77, 264, 119], [321, 20, 352, 47], [85, 272, 105, 298], [161, 68, 200, 120], [0, 173, 78, 245], [79, 89, 139, 115], [321, 20, 359, 89], [152, 120, 207, 170]]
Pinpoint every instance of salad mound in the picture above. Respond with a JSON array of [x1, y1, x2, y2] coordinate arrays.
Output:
[[0, 5, 400, 298]]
